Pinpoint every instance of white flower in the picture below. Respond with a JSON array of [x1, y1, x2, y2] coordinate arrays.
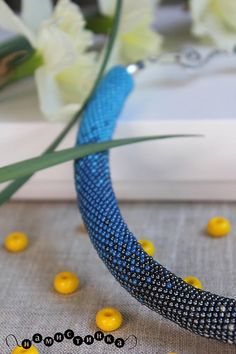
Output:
[[98, 0, 162, 64], [0, 0, 97, 121], [190, 0, 236, 50]]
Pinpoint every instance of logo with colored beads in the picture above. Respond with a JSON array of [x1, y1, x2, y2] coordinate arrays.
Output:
[[5, 330, 137, 352]]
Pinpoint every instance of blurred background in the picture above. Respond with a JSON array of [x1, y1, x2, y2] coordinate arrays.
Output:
[[4, 0, 184, 11], [5, 0, 95, 11]]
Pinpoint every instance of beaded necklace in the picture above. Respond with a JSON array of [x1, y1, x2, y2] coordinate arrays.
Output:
[[74, 50, 236, 345]]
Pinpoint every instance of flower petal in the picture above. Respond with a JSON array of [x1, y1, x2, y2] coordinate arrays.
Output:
[[21, 0, 53, 34], [98, 0, 159, 31], [0, 0, 36, 46], [52, 0, 94, 51], [121, 25, 163, 63], [98, 0, 116, 16], [37, 23, 77, 74], [190, 0, 236, 50], [35, 67, 80, 121], [98, 0, 162, 64], [56, 52, 97, 103], [219, 0, 236, 31]]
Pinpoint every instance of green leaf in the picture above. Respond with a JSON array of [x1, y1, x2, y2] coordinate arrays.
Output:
[[0, 0, 123, 206], [0, 135, 200, 183]]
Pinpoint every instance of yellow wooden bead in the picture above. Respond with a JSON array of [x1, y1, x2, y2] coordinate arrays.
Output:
[[207, 217, 231, 238], [183, 276, 203, 290], [12, 345, 38, 354], [53, 271, 79, 295], [138, 239, 155, 257], [96, 307, 123, 332], [4, 231, 29, 253]]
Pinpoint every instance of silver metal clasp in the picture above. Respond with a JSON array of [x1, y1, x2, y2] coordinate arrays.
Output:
[[126, 46, 233, 74]]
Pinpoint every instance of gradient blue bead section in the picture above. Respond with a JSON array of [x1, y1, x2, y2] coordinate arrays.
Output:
[[74, 66, 236, 344], [76, 65, 133, 144]]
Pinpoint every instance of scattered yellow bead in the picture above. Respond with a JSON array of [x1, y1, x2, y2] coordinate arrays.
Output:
[[183, 276, 203, 290], [207, 217, 231, 238], [53, 271, 79, 295], [96, 307, 123, 332], [12, 345, 38, 354], [138, 239, 155, 257], [4, 231, 29, 253]]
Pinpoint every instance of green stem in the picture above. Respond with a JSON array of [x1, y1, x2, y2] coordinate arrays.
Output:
[[86, 15, 113, 34], [7, 52, 43, 84], [0, 36, 33, 60]]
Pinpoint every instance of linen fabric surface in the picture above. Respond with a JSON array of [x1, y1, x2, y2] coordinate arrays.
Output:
[[0, 201, 236, 354]]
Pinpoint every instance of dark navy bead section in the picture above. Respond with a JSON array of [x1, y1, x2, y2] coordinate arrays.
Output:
[[74, 65, 236, 344]]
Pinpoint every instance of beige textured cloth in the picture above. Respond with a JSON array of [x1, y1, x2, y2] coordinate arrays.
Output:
[[0, 201, 236, 354]]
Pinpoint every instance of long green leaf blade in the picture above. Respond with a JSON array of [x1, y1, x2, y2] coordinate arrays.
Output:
[[0, 135, 200, 183], [0, 0, 122, 205]]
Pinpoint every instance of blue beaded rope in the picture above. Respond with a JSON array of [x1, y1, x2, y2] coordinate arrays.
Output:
[[74, 66, 236, 344]]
